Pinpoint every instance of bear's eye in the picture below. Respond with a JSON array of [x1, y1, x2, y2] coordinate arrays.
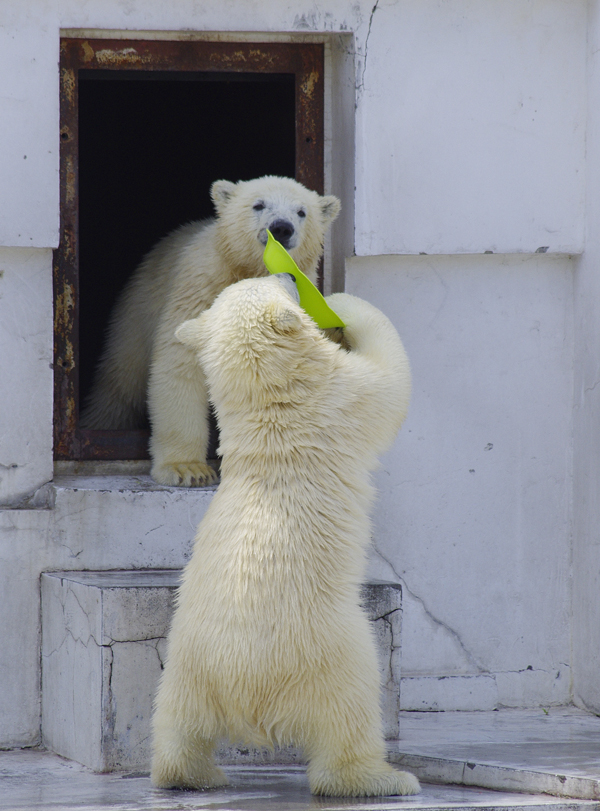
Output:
[[253, 202, 265, 211], [298, 209, 306, 218]]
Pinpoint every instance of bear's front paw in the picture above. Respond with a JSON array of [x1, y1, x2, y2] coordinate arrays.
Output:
[[151, 461, 219, 487]]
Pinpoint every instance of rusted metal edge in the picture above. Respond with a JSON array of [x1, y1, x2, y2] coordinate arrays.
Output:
[[54, 38, 324, 460]]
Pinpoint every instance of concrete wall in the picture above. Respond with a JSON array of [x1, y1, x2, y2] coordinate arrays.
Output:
[[354, 0, 586, 256], [350, 253, 574, 710], [0, 0, 596, 747], [0, 478, 214, 748], [572, 0, 600, 716], [0, 250, 54, 505]]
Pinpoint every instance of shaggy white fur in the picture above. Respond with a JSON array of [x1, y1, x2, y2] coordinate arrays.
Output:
[[150, 275, 418, 797], [80, 176, 340, 487]]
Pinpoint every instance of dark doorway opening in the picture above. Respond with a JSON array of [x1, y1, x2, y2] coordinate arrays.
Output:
[[78, 71, 296, 409], [54, 39, 324, 461]]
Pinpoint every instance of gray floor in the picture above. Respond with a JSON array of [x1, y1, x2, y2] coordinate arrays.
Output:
[[0, 750, 597, 811], [390, 708, 600, 799], [1, 709, 599, 811]]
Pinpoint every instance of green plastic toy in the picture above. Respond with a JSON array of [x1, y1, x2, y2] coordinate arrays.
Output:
[[263, 230, 345, 329]]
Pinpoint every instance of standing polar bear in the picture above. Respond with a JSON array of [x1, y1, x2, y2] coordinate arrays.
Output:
[[151, 274, 419, 797], [80, 176, 340, 487]]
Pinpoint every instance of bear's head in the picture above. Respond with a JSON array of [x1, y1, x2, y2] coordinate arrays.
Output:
[[210, 176, 340, 283], [176, 274, 335, 415]]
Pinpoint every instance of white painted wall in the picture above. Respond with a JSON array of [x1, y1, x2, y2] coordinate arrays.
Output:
[[354, 0, 587, 256], [0, 20, 59, 248], [0, 250, 54, 505], [349, 254, 574, 709], [572, 0, 600, 716], [0, 0, 597, 748]]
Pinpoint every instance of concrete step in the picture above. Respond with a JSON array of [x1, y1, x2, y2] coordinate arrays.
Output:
[[1, 749, 598, 811], [39, 569, 600, 801], [49, 467, 216, 571], [391, 708, 600, 801], [41, 569, 403, 772]]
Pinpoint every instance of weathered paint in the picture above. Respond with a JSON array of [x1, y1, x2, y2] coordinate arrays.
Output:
[[53, 38, 324, 460]]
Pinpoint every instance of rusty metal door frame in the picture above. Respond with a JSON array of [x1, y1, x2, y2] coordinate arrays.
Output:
[[54, 37, 325, 461]]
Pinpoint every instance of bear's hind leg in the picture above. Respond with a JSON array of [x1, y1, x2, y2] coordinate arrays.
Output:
[[151, 660, 226, 790], [308, 754, 420, 798], [305, 715, 420, 797], [151, 724, 227, 790], [301, 637, 420, 797]]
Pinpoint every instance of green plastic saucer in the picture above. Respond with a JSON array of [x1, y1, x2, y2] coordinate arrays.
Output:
[[263, 230, 345, 329]]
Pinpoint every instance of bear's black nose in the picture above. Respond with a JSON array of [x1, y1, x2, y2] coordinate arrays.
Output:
[[269, 219, 295, 249]]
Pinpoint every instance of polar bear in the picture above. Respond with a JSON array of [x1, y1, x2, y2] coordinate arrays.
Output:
[[150, 274, 418, 797], [80, 176, 340, 487]]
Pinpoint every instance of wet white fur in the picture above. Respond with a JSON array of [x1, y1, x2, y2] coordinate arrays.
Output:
[[80, 176, 340, 487], [150, 276, 419, 797]]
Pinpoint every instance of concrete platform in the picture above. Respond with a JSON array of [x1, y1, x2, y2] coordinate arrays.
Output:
[[2, 709, 599, 809], [392, 709, 600, 800], [0, 749, 598, 811], [40, 570, 403, 770]]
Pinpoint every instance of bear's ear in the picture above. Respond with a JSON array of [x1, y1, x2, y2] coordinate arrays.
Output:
[[320, 195, 341, 224], [210, 180, 237, 215], [175, 317, 204, 349], [269, 303, 303, 335]]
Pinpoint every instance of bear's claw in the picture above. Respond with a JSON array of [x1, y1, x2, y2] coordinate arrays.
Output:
[[151, 461, 219, 488]]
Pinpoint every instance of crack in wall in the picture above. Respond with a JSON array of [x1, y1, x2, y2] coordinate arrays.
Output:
[[103, 643, 116, 759], [495, 665, 570, 676], [358, 0, 381, 92], [374, 548, 487, 674], [370, 606, 401, 623], [42, 625, 101, 659], [379, 613, 397, 688], [43, 585, 102, 657], [106, 635, 167, 646], [153, 638, 166, 671], [573, 691, 600, 716], [401, 667, 565, 680], [1, 481, 55, 510], [51, 541, 84, 559]]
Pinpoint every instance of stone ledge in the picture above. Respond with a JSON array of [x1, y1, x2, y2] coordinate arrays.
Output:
[[41, 570, 402, 772], [390, 709, 600, 801]]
